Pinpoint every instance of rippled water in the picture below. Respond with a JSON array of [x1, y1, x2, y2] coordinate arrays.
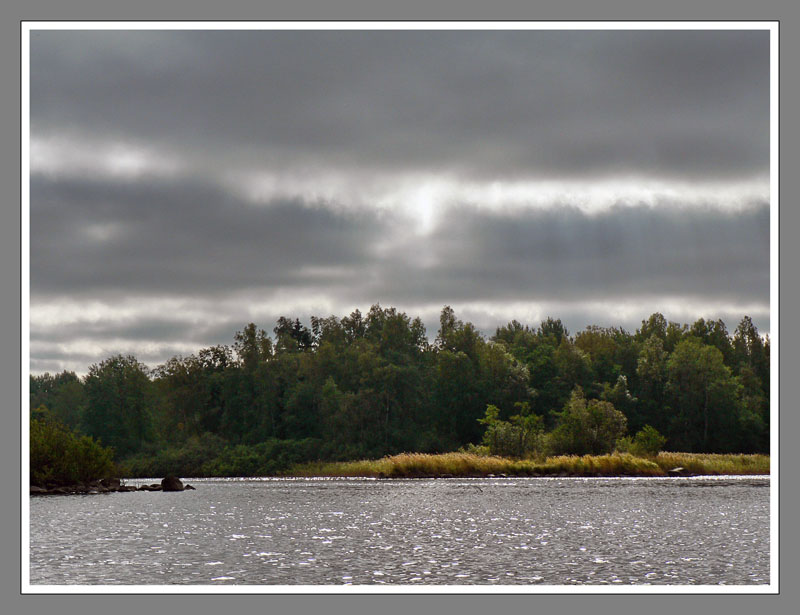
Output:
[[29, 476, 770, 586]]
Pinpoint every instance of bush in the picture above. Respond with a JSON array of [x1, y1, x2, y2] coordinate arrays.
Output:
[[477, 403, 546, 458], [629, 425, 667, 457], [549, 387, 627, 456], [120, 432, 226, 478], [121, 436, 323, 478], [30, 417, 116, 487]]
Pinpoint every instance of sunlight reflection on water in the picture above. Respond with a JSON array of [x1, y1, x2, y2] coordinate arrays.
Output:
[[30, 476, 769, 586]]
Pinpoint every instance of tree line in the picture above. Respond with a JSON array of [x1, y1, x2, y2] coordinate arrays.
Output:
[[30, 306, 770, 476]]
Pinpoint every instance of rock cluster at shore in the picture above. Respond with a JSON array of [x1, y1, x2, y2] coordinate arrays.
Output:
[[30, 476, 195, 495]]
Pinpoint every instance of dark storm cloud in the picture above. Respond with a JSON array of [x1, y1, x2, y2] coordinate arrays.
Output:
[[346, 200, 770, 308], [32, 169, 769, 311], [30, 29, 769, 180], [31, 316, 202, 347], [30, 173, 392, 298]]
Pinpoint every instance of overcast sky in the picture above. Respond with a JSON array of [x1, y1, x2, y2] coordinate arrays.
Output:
[[29, 28, 771, 375]]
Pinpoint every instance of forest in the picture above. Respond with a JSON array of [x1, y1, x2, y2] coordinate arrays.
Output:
[[29, 306, 770, 478]]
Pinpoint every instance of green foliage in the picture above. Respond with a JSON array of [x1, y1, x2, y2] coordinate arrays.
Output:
[[549, 387, 628, 455], [201, 438, 321, 476], [233, 323, 272, 371], [120, 432, 226, 478], [83, 355, 154, 459], [36, 305, 768, 480], [122, 435, 321, 478], [30, 371, 86, 432], [30, 417, 116, 487], [666, 337, 742, 452], [616, 425, 666, 457], [478, 403, 545, 458]]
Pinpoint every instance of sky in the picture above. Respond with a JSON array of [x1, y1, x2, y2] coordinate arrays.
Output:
[[28, 28, 772, 375]]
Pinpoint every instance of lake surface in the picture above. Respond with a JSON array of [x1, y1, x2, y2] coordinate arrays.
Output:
[[29, 476, 770, 586]]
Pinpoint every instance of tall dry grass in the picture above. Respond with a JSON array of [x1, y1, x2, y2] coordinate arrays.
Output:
[[654, 452, 769, 475], [289, 451, 769, 478]]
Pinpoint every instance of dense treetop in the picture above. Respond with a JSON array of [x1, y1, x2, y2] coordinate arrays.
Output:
[[30, 306, 769, 476]]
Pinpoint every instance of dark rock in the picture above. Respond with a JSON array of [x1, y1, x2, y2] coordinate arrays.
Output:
[[184, 484, 196, 490], [161, 476, 184, 491], [100, 477, 121, 490], [30, 485, 48, 495]]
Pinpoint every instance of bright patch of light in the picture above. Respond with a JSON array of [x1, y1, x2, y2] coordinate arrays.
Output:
[[30, 134, 767, 233], [30, 297, 219, 328], [30, 136, 184, 179], [235, 168, 768, 230]]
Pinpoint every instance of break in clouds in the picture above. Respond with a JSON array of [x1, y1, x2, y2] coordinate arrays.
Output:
[[29, 29, 771, 374]]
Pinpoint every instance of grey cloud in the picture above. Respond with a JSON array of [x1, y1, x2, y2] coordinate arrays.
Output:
[[363, 201, 770, 307], [30, 345, 194, 376], [31, 172, 769, 311], [31, 317, 208, 348], [30, 174, 392, 298], [31, 354, 103, 376], [28, 28, 772, 374], [30, 29, 769, 180]]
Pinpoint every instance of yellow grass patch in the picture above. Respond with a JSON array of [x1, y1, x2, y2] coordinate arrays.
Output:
[[289, 451, 769, 478]]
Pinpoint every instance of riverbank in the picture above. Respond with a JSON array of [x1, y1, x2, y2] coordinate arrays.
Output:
[[288, 451, 770, 478]]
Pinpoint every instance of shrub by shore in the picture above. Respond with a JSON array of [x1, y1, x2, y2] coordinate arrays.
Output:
[[30, 418, 117, 488], [287, 451, 769, 479]]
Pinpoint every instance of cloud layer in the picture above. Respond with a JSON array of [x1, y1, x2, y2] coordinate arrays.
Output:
[[28, 28, 772, 374]]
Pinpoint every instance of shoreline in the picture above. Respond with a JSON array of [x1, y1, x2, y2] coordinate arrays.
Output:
[[29, 476, 196, 496], [30, 452, 769, 492]]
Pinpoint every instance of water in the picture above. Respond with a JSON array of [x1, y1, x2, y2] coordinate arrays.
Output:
[[29, 476, 770, 586]]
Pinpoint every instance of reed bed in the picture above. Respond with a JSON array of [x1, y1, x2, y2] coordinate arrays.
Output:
[[540, 454, 664, 476], [288, 451, 769, 478], [290, 452, 519, 478], [654, 452, 769, 475]]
